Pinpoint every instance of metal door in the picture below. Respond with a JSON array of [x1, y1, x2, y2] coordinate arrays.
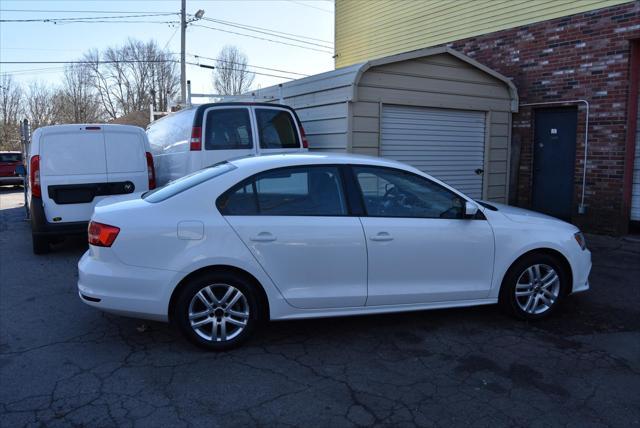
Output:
[[532, 108, 578, 219], [381, 105, 486, 198]]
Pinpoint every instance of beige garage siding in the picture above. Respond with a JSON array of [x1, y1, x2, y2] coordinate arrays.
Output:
[[351, 53, 513, 202]]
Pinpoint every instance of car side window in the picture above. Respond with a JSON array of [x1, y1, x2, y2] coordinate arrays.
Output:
[[204, 108, 253, 150], [218, 166, 347, 216], [255, 109, 300, 149], [353, 166, 464, 219]]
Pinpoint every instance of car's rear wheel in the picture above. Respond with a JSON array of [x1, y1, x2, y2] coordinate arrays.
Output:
[[173, 272, 260, 350], [32, 234, 49, 255], [499, 253, 568, 320]]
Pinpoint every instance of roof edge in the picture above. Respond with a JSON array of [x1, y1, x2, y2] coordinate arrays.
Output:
[[352, 46, 519, 112]]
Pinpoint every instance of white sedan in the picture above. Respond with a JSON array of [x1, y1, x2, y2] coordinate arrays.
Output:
[[78, 153, 591, 350]]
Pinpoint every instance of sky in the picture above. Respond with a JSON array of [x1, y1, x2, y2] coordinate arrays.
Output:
[[0, 0, 335, 103]]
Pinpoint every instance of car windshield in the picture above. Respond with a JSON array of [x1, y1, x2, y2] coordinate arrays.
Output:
[[143, 162, 236, 203]]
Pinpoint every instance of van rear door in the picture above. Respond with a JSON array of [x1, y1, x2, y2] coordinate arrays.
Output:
[[40, 127, 109, 223], [104, 127, 148, 194], [253, 106, 305, 156], [201, 105, 256, 168]]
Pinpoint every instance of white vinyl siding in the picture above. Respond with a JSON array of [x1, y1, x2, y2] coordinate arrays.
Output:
[[381, 105, 486, 198], [631, 84, 640, 221]]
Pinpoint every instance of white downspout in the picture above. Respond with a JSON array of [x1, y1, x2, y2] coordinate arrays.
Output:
[[519, 100, 590, 214]]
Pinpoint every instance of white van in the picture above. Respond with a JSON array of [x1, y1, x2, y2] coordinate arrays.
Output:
[[27, 124, 155, 254], [146, 102, 308, 186]]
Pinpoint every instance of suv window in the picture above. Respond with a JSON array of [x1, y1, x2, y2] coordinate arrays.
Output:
[[256, 108, 300, 149], [218, 166, 347, 216], [353, 166, 464, 219], [205, 108, 253, 150]]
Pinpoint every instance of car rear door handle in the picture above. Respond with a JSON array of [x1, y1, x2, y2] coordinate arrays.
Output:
[[250, 232, 277, 242], [370, 232, 393, 242]]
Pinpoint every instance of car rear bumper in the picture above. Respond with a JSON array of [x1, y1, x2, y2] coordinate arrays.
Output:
[[0, 176, 23, 185], [77, 250, 176, 321], [30, 196, 88, 236]]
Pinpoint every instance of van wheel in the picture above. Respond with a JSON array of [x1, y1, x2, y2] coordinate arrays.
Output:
[[32, 234, 50, 255], [173, 272, 260, 351]]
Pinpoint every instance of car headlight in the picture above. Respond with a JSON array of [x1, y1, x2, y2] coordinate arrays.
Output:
[[574, 231, 586, 250]]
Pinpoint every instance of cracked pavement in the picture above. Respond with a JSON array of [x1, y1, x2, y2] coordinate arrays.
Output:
[[1, 188, 639, 427]]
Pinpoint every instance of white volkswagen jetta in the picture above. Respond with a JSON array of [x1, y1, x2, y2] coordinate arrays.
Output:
[[78, 153, 591, 350]]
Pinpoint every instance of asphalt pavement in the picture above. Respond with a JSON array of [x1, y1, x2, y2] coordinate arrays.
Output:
[[1, 188, 639, 427]]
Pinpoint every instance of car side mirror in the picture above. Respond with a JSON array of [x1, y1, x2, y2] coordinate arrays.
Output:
[[15, 165, 26, 177], [464, 201, 479, 218]]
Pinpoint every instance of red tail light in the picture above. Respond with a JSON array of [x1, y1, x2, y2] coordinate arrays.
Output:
[[88, 221, 120, 247], [146, 152, 156, 190], [299, 124, 309, 149], [29, 155, 41, 198], [190, 127, 202, 151]]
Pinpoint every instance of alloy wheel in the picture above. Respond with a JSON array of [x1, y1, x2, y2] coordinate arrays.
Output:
[[515, 264, 560, 315], [188, 284, 250, 342]]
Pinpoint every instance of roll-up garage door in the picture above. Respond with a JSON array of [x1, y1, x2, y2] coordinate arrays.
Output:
[[631, 85, 640, 221], [381, 105, 486, 198]]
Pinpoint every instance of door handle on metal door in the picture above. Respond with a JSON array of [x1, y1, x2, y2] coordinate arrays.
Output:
[[370, 232, 393, 242], [250, 232, 277, 242]]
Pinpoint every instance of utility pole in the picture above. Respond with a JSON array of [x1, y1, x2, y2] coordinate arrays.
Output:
[[180, 0, 187, 105]]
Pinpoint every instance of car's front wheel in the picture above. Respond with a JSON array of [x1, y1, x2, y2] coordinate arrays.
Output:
[[499, 253, 568, 320], [173, 272, 260, 350]]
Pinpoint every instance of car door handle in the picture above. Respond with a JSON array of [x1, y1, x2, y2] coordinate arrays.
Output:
[[250, 232, 277, 242], [370, 232, 393, 242]]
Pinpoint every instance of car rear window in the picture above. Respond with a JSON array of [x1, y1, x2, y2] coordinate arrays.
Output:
[[143, 162, 236, 203], [256, 108, 300, 149], [0, 153, 22, 163]]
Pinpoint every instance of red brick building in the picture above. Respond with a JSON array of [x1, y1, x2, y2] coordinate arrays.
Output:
[[335, 1, 640, 234]]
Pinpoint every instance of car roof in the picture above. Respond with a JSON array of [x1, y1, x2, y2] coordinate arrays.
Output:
[[228, 152, 415, 171]]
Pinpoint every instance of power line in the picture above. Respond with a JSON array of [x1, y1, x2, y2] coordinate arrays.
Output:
[[0, 60, 178, 65], [0, 13, 179, 23], [196, 16, 332, 46], [284, 0, 333, 14], [192, 23, 333, 54], [186, 61, 294, 81], [188, 53, 309, 77], [0, 9, 176, 14]]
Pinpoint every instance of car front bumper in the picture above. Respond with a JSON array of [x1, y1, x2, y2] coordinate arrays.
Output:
[[77, 250, 178, 321], [571, 248, 591, 294]]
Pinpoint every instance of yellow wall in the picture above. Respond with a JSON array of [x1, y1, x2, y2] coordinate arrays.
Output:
[[335, 0, 633, 67]]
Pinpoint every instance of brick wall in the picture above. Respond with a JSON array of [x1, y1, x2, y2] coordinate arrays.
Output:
[[446, 1, 640, 234]]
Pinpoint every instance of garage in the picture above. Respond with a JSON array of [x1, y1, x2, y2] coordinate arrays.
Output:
[[380, 105, 486, 198], [249, 46, 518, 203]]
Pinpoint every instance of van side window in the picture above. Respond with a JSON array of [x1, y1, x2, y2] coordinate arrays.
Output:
[[256, 109, 300, 149], [205, 109, 253, 150]]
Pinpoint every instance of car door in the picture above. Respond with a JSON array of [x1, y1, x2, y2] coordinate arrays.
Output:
[[218, 165, 367, 309], [351, 165, 495, 306], [253, 107, 304, 155], [201, 106, 256, 168]]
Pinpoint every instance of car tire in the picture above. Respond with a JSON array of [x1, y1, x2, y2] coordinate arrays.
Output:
[[173, 271, 261, 351], [499, 253, 568, 320], [32, 234, 50, 255]]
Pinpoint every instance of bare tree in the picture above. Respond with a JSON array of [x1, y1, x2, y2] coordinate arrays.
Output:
[[212, 45, 255, 95], [83, 39, 179, 119], [0, 75, 24, 150], [56, 64, 103, 123], [26, 81, 58, 129]]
